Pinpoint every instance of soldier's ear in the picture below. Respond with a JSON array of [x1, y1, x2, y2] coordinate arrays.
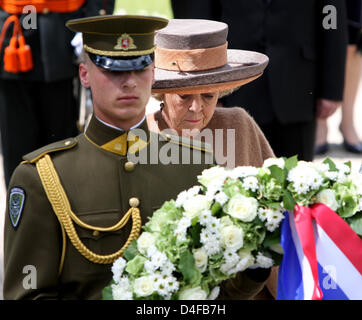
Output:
[[79, 62, 91, 88]]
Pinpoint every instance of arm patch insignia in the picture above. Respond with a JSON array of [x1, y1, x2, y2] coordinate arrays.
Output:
[[9, 187, 26, 229]]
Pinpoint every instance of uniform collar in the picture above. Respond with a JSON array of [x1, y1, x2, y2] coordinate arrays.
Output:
[[85, 114, 150, 156]]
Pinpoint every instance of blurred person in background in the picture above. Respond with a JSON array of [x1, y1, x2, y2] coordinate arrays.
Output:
[[171, 0, 348, 162], [0, 0, 115, 188], [315, 0, 362, 154]]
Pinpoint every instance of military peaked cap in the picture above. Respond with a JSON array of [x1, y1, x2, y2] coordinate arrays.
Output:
[[66, 15, 168, 71]]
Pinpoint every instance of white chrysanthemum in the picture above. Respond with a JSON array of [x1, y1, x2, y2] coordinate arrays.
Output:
[[151, 251, 168, 269], [146, 245, 158, 258], [175, 190, 189, 208], [255, 252, 274, 268], [214, 191, 229, 206], [133, 276, 155, 297], [200, 228, 222, 255], [144, 259, 158, 274], [336, 163, 351, 175], [287, 161, 324, 193], [263, 157, 285, 169], [199, 210, 213, 226], [193, 247, 208, 273], [220, 225, 244, 251], [242, 176, 259, 192], [227, 166, 259, 180], [137, 232, 156, 255], [161, 260, 176, 276], [264, 207, 285, 232], [111, 278, 133, 300], [183, 194, 211, 219], [324, 170, 338, 181], [208, 286, 220, 300], [174, 216, 191, 240], [111, 257, 127, 283], [315, 189, 339, 211], [226, 194, 258, 222], [175, 186, 202, 207], [205, 216, 221, 232]]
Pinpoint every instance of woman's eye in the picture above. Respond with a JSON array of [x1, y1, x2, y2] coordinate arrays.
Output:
[[178, 94, 191, 99], [202, 94, 215, 99]]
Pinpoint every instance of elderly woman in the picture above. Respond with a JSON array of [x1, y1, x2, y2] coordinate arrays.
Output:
[[147, 19, 277, 299], [147, 19, 274, 169]]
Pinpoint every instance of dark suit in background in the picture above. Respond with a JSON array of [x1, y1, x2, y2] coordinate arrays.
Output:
[[171, 0, 348, 161], [0, 1, 115, 187]]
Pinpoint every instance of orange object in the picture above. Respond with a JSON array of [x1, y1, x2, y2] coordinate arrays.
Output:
[[0, 14, 34, 73], [0, 0, 86, 14], [18, 35, 33, 72], [4, 36, 19, 72]]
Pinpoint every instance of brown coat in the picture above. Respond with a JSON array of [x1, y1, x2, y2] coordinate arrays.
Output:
[[147, 106, 275, 168]]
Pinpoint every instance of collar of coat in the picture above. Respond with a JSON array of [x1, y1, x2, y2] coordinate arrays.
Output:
[[85, 114, 150, 156]]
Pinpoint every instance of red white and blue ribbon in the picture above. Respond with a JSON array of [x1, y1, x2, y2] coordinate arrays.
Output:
[[277, 204, 362, 300]]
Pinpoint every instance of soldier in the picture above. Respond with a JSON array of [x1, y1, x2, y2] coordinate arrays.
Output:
[[3, 15, 214, 299]]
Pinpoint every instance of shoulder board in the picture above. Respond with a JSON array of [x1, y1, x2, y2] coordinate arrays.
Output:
[[158, 131, 213, 154], [22, 138, 78, 164]]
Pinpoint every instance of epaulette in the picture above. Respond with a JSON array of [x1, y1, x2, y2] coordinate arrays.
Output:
[[21, 138, 78, 164], [158, 131, 213, 154]]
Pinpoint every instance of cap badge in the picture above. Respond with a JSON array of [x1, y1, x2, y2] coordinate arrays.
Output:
[[114, 33, 137, 51]]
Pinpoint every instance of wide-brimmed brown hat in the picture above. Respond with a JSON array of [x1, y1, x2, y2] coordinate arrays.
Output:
[[152, 19, 269, 94]]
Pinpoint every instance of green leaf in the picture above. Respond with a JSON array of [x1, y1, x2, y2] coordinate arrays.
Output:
[[269, 165, 286, 185], [124, 240, 138, 261], [347, 211, 362, 236], [102, 284, 114, 300], [211, 202, 221, 215], [178, 250, 201, 285], [284, 155, 298, 171], [263, 229, 281, 248], [283, 190, 296, 211], [189, 223, 202, 248], [125, 255, 146, 275], [323, 157, 338, 171]]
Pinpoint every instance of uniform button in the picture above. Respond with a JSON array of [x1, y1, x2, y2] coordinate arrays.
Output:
[[99, 9, 106, 15], [129, 197, 140, 208], [124, 161, 135, 172], [93, 230, 100, 237], [42, 8, 49, 14], [165, 134, 171, 139]]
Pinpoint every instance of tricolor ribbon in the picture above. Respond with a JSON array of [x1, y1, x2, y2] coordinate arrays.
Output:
[[293, 203, 362, 300]]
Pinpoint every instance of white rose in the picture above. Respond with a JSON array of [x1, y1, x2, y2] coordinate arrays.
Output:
[[133, 276, 155, 297], [179, 286, 208, 300], [226, 194, 258, 222], [263, 157, 285, 169], [193, 248, 208, 273], [137, 232, 156, 255], [198, 166, 227, 188], [350, 172, 362, 195], [183, 195, 211, 219], [220, 225, 244, 251], [315, 189, 339, 211]]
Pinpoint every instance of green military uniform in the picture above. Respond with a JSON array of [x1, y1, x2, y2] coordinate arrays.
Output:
[[4, 114, 214, 299], [3, 15, 270, 300]]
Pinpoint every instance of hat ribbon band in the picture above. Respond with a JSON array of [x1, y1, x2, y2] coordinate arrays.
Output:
[[155, 42, 228, 72]]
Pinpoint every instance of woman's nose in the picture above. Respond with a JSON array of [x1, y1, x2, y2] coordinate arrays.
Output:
[[189, 97, 203, 112]]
